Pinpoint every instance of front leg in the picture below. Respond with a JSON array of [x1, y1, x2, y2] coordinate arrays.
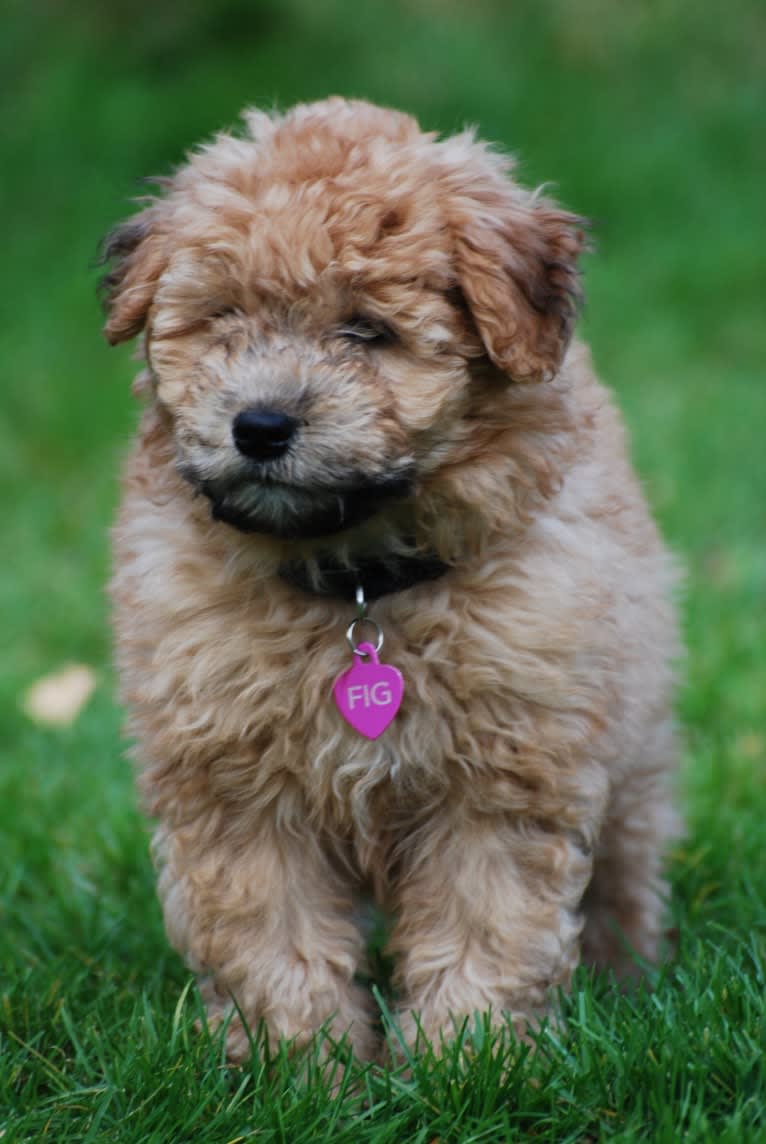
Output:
[[154, 810, 374, 1061], [389, 809, 594, 1048]]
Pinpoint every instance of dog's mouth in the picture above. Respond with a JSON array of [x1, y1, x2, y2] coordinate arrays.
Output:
[[191, 471, 416, 540]]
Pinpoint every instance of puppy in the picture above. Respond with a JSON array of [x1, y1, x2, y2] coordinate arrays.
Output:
[[102, 98, 680, 1061]]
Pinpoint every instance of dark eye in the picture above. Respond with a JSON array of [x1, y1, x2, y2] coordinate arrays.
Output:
[[337, 316, 396, 346], [210, 305, 239, 321]]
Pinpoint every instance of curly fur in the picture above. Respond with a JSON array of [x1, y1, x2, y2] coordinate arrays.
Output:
[[103, 97, 681, 1061]]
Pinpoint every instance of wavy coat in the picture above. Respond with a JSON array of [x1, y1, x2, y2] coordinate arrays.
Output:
[[105, 98, 681, 1060]]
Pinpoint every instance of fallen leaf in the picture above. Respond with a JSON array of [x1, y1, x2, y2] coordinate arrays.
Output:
[[23, 664, 97, 727]]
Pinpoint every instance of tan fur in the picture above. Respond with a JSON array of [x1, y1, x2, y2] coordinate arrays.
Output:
[[104, 98, 681, 1061]]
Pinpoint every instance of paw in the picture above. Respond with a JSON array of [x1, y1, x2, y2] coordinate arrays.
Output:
[[387, 997, 554, 1061], [195, 974, 377, 1063]]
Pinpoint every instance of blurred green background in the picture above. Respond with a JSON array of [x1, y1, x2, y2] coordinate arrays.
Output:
[[2, 2, 766, 1136], [2, 0, 765, 951]]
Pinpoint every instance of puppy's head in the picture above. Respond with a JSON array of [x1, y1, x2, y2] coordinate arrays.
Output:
[[101, 98, 586, 544]]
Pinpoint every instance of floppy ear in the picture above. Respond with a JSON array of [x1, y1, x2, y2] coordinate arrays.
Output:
[[98, 206, 167, 345], [452, 186, 588, 383]]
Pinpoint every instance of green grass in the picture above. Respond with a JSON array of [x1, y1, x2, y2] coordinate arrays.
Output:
[[1, 0, 765, 1139]]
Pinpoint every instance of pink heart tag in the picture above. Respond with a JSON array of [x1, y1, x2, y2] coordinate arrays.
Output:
[[333, 642, 404, 739]]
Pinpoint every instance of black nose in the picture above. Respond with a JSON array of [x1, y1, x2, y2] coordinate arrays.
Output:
[[232, 408, 299, 462]]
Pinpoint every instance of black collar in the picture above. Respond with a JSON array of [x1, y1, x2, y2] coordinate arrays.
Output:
[[279, 550, 450, 602]]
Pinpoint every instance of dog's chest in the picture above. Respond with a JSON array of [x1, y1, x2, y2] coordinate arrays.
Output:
[[199, 602, 470, 816]]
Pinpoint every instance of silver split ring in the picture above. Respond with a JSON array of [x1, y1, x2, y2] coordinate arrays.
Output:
[[346, 616, 384, 656]]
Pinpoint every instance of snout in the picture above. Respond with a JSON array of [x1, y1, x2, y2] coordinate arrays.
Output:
[[184, 404, 416, 540], [232, 406, 300, 462]]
